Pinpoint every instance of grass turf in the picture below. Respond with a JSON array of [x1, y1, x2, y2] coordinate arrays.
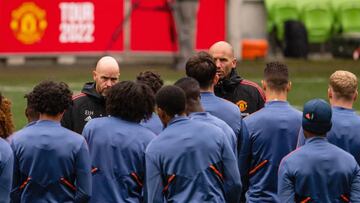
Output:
[[0, 59, 359, 130]]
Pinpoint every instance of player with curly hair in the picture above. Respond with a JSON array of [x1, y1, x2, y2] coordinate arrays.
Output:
[[0, 93, 14, 202], [137, 71, 164, 134], [10, 81, 92, 203], [82, 81, 156, 203]]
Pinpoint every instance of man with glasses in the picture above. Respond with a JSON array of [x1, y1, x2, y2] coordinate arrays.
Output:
[[61, 56, 120, 134]]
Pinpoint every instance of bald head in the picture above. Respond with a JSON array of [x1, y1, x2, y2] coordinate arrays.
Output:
[[209, 41, 236, 79], [93, 56, 120, 96], [95, 56, 120, 72], [209, 41, 234, 57]]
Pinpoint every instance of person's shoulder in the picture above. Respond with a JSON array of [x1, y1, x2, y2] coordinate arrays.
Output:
[[239, 79, 266, 99], [287, 105, 303, 117], [10, 124, 35, 143], [244, 107, 267, 122], [59, 125, 86, 143], [281, 146, 304, 165], [0, 138, 12, 154], [216, 96, 241, 112], [134, 123, 157, 141], [72, 92, 88, 101]]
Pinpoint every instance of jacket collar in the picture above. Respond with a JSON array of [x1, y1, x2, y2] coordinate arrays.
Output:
[[305, 136, 327, 145], [81, 82, 105, 102], [167, 115, 188, 127], [214, 69, 243, 95]]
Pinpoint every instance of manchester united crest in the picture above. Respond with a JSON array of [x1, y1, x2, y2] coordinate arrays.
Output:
[[10, 2, 47, 45], [236, 100, 248, 112]]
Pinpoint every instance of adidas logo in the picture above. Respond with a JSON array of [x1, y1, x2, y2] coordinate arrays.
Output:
[[84, 116, 92, 122]]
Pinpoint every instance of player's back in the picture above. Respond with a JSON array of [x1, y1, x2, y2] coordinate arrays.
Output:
[[327, 106, 360, 164], [244, 101, 302, 202], [11, 120, 91, 202], [83, 116, 155, 203], [145, 116, 241, 203]]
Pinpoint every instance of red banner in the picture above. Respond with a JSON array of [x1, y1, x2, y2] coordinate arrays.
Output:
[[0, 0, 225, 54], [130, 0, 226, 51], [0, 0, 124, 54]]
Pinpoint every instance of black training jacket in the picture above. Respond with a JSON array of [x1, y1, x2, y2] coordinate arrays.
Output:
[[214, 69, 266, 117], [61, 82, 106, 134]]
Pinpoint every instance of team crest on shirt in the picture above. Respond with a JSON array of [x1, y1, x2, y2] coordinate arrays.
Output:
[[236, 100, 248, 112]]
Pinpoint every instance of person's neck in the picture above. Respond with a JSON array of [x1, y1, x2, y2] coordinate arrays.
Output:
[[330, 99, 353, 109], [39, 113, 63, 122], [200, 87, 214, 93], [266, 90, 287, 102], [186, 102, 204, 114]]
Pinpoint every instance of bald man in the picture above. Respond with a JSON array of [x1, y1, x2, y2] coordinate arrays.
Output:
[[61, 56, 120, 133], [209, 41, 265, 117]]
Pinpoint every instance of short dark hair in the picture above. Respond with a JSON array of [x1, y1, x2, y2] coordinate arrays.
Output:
[[106, 81, 155, 122], [30, 81, 72, 116], [186, 51, 217, 89], [156, 85, 186, 117], [136, 71, 164, 94], [174, 77, 200, 101], [264, 61, 289, 91]]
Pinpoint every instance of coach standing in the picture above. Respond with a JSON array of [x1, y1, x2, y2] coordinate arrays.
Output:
[[209, 41, 265, 117], [61, 56, 120, 134]]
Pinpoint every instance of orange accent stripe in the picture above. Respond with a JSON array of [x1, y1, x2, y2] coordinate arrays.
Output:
[[209, 165, 224, 181], [301, 197, 311, 203], [60, 177, 76, 191], [249, 160, 269, 175], [341, 194, 350, 202], [130, 172, 143, 187], [19, 177, 31, 190], [72, 93, 86, 100], [162, 174, 176, 193], [91, 167, 98, 174], [241, 79, 266, 101]]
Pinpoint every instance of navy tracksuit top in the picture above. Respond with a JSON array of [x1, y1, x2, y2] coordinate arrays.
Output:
[[83, 116, 155, 203], [279, 137, 360, 203], [145, 116, 241, 203], [10, 120, 92, 203], [298, 106, 360, 165], [244, 101, 302, 202]]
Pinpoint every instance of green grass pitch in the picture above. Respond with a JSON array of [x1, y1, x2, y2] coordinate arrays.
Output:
[[0, 59, 359, 130]]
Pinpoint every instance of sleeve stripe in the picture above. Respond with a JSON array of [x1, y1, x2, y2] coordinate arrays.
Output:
[[240, 80, 266, 101]]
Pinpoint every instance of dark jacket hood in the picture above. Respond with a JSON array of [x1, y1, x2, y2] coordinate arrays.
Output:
[[81, 82, 105, 102], [215, 69, 243, 94]]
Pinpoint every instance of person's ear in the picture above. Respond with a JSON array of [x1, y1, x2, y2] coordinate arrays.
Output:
[[328, 87, 332, 100], [354, 90, 358, 102], [286, 81, 292, 92], [92, 70, 97, 81], [213, 74, 219, 85], [157, 107, 169, 126], [261, 80, 266, 91], [232, 57, 237, 69]]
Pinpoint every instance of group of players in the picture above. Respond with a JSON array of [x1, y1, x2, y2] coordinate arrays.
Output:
[[1, 41, 360, 203]]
